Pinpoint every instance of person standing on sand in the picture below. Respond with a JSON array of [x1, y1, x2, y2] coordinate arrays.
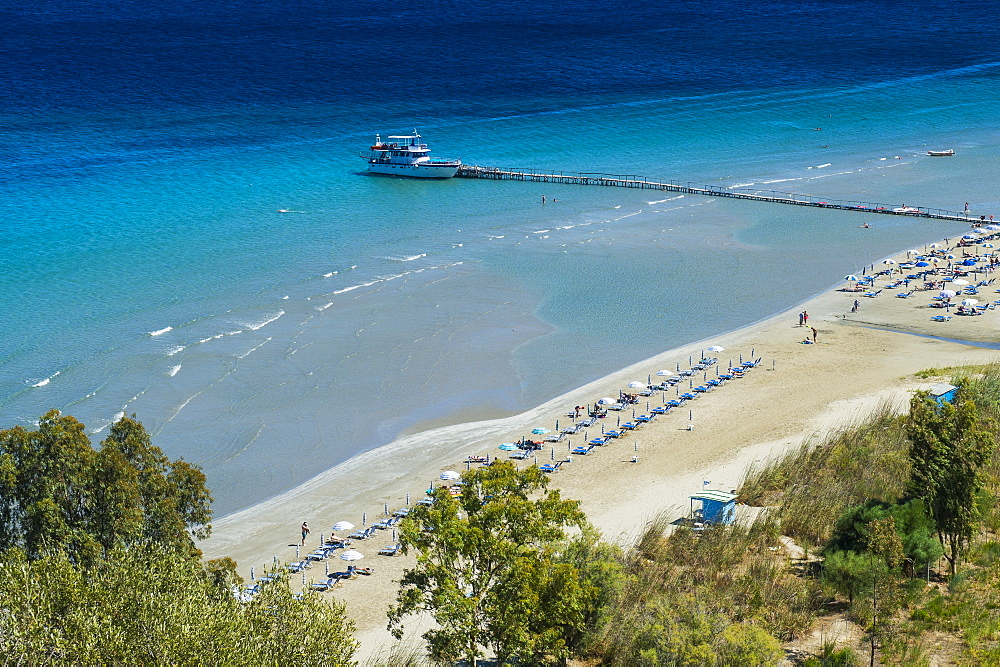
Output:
[[301, 521, 310, 546], [852, 300, 859, 313], [798, 312, 804, 326], [803, 311, 809, 326], [811, 327, 817, 343]]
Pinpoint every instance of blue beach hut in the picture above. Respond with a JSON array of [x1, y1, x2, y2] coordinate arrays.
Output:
[[929, 382, 958, 406], [689, 490, 737, 525]]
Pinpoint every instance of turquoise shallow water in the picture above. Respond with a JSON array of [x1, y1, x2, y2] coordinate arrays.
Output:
[[3, 0, 1000, 515]]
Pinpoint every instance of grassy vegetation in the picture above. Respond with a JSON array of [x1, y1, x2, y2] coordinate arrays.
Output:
[[585, 516, 822, 665], [733, 364, 1000, 663]]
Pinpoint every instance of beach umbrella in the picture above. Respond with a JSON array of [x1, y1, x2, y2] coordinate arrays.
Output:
[[498, 442, 517, 451], [939, 290, 957, 298], [962, 299, 979, 306], [627, 381, 646, 389], [340, 550, 365, 561], [952, 279, 970, 286], [963, 234, 977, 240], [656, 369, 673, 377], [983, 243, 995, 248], [844, 274, 860, 282], [928, 243, 943, 249], [882, 259, 896, 265], [961, 259, 978, 266], [914, 261, 930, 267], [975, 228, 989, 234], [440, 470, 460, 481], [707, 345, 724, 352], [986, 225, 1000, 231], [597, 397, 616, 405], [531, 427, 550, 435], [332, 521, 355, 531]]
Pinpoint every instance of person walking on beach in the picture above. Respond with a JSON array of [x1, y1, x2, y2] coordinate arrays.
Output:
[[301, 521, 310, 546], [852, 299, 859, 313], [798, 312, 804, 326], [811, 327, 818, 343]]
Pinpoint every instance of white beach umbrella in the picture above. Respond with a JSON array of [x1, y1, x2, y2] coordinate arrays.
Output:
[[440, 470, 461, 481], [982, 243, 995, 249], [961, 299, 979, 306], [597, 397, 616, 405], [939, 290, 957, 298], [975, 228, 989, 234], [332, 521, 355, 531], [627, 381, 646, 389], [882, 259, 896, 265], [951, 279, 970, 286], [963, 234, 977, 239], [706, 345, 725, 352], [928, 243, 943, 249], [340, 550, 365, 561], [655, 370, 674, 377], [844, 274, 860, 282], [986, 225, 1000, 231]]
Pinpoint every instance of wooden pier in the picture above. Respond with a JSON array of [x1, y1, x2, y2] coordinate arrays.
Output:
[[455, 165, 977, 222]]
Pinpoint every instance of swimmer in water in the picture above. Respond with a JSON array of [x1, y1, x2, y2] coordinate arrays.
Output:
[[860, 223, 870, 228]]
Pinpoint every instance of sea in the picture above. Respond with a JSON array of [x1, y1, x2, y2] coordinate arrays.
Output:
[[3, 0, 1000, 516]]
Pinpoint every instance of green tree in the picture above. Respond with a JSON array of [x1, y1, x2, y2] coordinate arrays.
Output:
[[388, 461, 591, 665], [865, 516, 905, 667], [906, 393, 995, 573], [822, 549, 872, 606], [827, 500, 943, 578], [0, 411, 212, 564], [0, 547, 358, 664]]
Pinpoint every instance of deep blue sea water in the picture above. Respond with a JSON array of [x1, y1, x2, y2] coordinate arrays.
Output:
[[3, 0, 1000, 515]]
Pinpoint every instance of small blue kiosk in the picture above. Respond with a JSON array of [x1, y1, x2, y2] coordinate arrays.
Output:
[[689, 489, 737, 525], [929, 382, 958, 406]]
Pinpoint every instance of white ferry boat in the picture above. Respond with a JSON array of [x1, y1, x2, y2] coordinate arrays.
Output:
[[362, 131, 461, 178]]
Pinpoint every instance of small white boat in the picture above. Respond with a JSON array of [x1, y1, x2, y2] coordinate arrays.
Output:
[[361, 131, 461, 178], [927, 149, 955, 156]]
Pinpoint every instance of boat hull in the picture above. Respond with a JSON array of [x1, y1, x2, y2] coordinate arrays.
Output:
[[367, 162, 459, 179]]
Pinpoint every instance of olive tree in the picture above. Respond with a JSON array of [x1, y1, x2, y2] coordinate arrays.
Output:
[[388, 461, 595, 665]]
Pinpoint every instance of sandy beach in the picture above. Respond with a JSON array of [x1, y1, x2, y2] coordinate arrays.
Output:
[[199, 233, 1000, 661]]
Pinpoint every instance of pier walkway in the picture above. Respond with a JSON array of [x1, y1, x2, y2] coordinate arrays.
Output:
[[455, 165, 978, 222]]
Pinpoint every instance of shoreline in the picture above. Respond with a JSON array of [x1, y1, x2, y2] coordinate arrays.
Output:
[[199, 229, 1000, 660]]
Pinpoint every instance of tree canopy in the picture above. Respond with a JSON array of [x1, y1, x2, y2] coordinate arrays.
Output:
[[0, 547, 358, 664], [0, 410, 212, 565], [906, 393, 995, 573], [0, 411, 358, 664], [388, 461, 594, 664]]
